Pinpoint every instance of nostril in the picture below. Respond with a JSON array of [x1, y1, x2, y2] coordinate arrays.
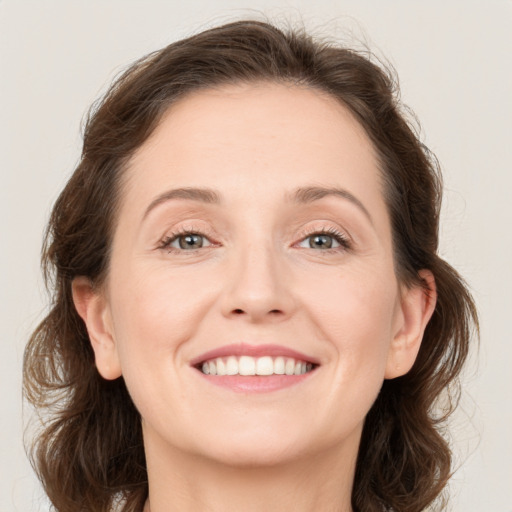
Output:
[[232, 308, 282, 316]]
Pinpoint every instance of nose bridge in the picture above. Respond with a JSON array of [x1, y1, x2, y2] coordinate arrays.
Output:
[[222, 233, 294, 321]]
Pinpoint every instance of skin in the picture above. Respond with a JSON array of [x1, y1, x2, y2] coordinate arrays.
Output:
[[73, 83, 436, 512]]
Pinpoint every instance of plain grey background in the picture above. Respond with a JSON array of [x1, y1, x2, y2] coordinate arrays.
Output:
[[1, 1, 511, 510]]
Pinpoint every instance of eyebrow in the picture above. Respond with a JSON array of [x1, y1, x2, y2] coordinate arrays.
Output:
[[142, 185, 372, 224], [290, 186, 373, 223], [143, 187, 221, 220]]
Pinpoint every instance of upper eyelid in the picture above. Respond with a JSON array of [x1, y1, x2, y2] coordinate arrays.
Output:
[[297, 225, 347, 237], [294, 223, 352, 243], [161, 222, 216, 239]]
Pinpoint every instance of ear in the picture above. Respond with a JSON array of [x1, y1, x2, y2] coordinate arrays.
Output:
[[72, 276, 122, 380], [385, 270, 437, 379]]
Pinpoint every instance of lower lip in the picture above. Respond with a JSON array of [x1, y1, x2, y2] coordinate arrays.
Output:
[[194, 370, 316, 393]]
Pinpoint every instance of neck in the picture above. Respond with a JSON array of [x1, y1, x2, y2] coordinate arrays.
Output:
[[143, 433, 357, 512]]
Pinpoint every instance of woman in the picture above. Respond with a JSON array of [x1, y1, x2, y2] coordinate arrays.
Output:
[[24, 20, 477, 512]]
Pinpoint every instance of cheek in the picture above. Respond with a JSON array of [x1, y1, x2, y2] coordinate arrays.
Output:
[[108, 263, 218, 367], [106, 264, 221, 424], [288, 264, 400, 441], [299, 263, 398, 364]]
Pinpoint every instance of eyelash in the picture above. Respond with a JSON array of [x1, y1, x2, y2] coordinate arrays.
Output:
[[158, 226, 217, 253], [158, 226, 351, 253], [297, 227, 351, 252]]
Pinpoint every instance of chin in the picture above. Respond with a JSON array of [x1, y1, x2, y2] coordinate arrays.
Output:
[[201, 439, 309, 469], [194, 417, 332, 469]]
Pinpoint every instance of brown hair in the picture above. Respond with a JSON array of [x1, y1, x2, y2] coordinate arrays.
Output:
[[24, 20, 478, 512]]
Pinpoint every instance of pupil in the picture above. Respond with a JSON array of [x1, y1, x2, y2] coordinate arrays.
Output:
[[179, 234, 202, 249], [310, 234, 332, 249]]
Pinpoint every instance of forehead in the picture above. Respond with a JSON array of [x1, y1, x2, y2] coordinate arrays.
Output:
[[122, 82, 387, 224]]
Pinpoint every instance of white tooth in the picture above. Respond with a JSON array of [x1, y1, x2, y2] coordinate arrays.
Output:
[[216, 358, 227, 376], [285, 358, 295, 375], [301, 362, 307, 374], [239, 356, 256, 376], [306, 363, 313, 372], [274, 356, 285, 374], [294, 361, 302, 375], [208, 360, 217, 375], [256, 356, 274, 376], [202, 362, 210, 375], [226, 356, 239, 375]]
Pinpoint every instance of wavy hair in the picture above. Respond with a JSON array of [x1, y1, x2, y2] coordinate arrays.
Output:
[[24, 20, 478, 512]]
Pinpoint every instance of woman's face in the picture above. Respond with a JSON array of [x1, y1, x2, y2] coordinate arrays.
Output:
[[78, 83, 429, 468]]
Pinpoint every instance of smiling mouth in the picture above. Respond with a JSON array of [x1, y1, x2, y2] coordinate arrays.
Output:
[[196, 356, 317, 376]]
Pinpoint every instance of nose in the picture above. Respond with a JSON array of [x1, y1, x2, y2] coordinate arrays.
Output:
[[220, 241, 296, 323]]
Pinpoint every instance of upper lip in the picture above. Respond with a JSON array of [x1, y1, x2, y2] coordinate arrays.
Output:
[[190, 343, 320, 367]]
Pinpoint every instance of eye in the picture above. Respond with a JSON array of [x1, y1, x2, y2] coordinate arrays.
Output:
[[305, 234, 338, 249], [160, 231, 212, 251], [297, 230, 350, 251]]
